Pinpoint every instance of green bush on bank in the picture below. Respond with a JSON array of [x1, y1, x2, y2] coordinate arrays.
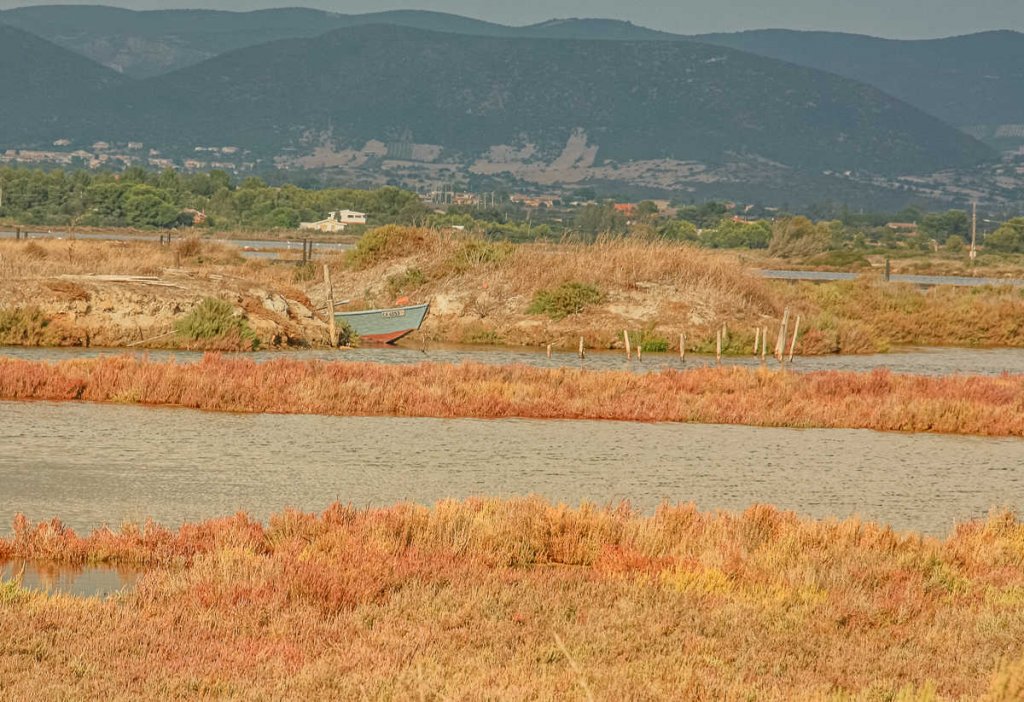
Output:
[[527, 282, 604, 320], [175, 298, 258, 350]]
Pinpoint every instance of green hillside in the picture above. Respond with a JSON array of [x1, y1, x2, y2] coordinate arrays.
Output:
[[5, 23, 993, 182], [0, 6, 516, 77], [695, 29, 1024, 140], [0, 24, 126, 142], [6, 4, 1021, 145]]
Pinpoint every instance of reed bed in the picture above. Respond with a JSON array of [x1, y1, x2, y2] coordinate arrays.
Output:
[[1, 499, 1023, 699], [2, 355, 1024, 437]]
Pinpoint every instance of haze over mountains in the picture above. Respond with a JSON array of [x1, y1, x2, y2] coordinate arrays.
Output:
[[1, 5, 1021, 206]]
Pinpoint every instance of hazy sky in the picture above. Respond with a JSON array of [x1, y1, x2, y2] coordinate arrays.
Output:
[[1, 0, 1022, 38]]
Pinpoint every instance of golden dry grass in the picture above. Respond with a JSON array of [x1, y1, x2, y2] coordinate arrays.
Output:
[[2, 499, 1024, 699], [2, 354, 1024, 436], [4, 231, 1024, 354]]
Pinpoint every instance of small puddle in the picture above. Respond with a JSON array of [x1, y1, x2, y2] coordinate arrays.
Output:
[[1, 560, 140, 598]]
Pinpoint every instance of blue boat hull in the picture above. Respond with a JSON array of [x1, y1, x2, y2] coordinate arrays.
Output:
[[335, 303, 429, 344]]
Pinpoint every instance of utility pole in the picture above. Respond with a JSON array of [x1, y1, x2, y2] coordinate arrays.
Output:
[[970, 201, 977, 263]]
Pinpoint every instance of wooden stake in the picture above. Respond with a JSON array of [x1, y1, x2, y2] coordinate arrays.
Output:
[[546, 343, 552, 359], [623, 330, 631, 360], [679, 333, 685, 361], [788, 315, 801, 363], [775, 308, 790, 361], [578, 336, 585, 359], [637, 341, 642, 362], [716, 329, 722, 365], [753, 327, 760, 355], [324, 264, 338, 348], [761, 326, 768, 364]]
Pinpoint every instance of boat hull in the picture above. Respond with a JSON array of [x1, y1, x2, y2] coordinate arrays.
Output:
[[335, 303, 429, 344]]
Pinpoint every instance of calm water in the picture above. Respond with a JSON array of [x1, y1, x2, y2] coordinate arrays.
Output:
[[1, 401, 1020, 537], [0, 559, 139, 598], [3, 344, 1024, 377], [760, 269, 1024, 287]]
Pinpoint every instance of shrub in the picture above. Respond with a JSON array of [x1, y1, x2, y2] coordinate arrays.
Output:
[[768, 217, 830, 258], [634, 332, 669, 353], [387, 267, 427, 297], [175, 236, 202, 259], [348, 226, 426, 269], [450, 239, 514, 273], [0, 307, 50, 345], [292, 262, 316, 283], [175, 298, 258, 350], [336, 319, 359, 347], [527, 282, 604, 320]]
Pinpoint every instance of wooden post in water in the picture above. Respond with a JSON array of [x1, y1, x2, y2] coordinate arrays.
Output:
[[546, 343, 552, 359], [775, 308, 789, 362], [679, 333, 685, 361], [637, 340, 642, 362], [788, 315, 801, 363], [15, 227, 20, 241], [753, 327, 760, 355], [761, 326, 768, 365], [324, 264, 338, 348], [578, 336, 585, 362], [623, 330, 632, 360], [716, 329, 722, 366]]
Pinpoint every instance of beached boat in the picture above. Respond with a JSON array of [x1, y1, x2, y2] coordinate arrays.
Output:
[[335, 302, 429, 344]]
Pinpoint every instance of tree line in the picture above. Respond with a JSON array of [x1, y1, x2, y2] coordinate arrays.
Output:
[[0, 167, 428, 229]]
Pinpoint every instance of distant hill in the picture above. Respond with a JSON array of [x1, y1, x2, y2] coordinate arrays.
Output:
[[0, 24, 126, 141], [0, 6, 704, 78], [21, 25, 990, 177], [4, 6, 1022, 149], [695, 29, 1024, 143]]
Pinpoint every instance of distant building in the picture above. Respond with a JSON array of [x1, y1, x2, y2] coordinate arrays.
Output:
[[510, 193, 558, 208], [886, 222, 918, 234], [299, 210, 367, 232]]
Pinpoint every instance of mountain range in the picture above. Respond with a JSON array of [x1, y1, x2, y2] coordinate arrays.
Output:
[[4, 4, 1022, 145], [1, 6, 1020, 206]]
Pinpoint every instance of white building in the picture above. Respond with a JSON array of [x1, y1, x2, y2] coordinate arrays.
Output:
[[299, 210, 367, 232]]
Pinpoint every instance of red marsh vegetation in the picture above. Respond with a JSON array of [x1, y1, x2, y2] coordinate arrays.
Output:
[[2, 499, 1023, 699], [1, 354, 1024, 436]]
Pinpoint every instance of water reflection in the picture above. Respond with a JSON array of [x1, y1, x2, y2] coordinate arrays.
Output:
[[0, 559, 139, 598]]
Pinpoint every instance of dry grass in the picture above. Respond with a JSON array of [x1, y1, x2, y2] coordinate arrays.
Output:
[[777, 278, 1024, 353], [2, 354, 1024, 437], [5, 232, 1024, 355], [1, 499, 1023, 699], [336, 228, 778, 349]]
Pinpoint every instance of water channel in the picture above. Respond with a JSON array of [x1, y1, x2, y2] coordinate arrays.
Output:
[[0, 560, 139, 598], [1, 400, 1021, 538], [3, 343, 1024, 376]]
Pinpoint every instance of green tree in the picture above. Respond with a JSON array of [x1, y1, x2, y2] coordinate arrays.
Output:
[[124, 190, 179, 228], [985, 218, 1024, 253], [576, 204, 627, 235]]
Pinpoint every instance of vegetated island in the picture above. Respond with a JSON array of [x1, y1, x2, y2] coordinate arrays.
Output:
[[1, 498, 1023, 699], [2, 354, 1023, 437], [4, 227, 1024, 354]]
